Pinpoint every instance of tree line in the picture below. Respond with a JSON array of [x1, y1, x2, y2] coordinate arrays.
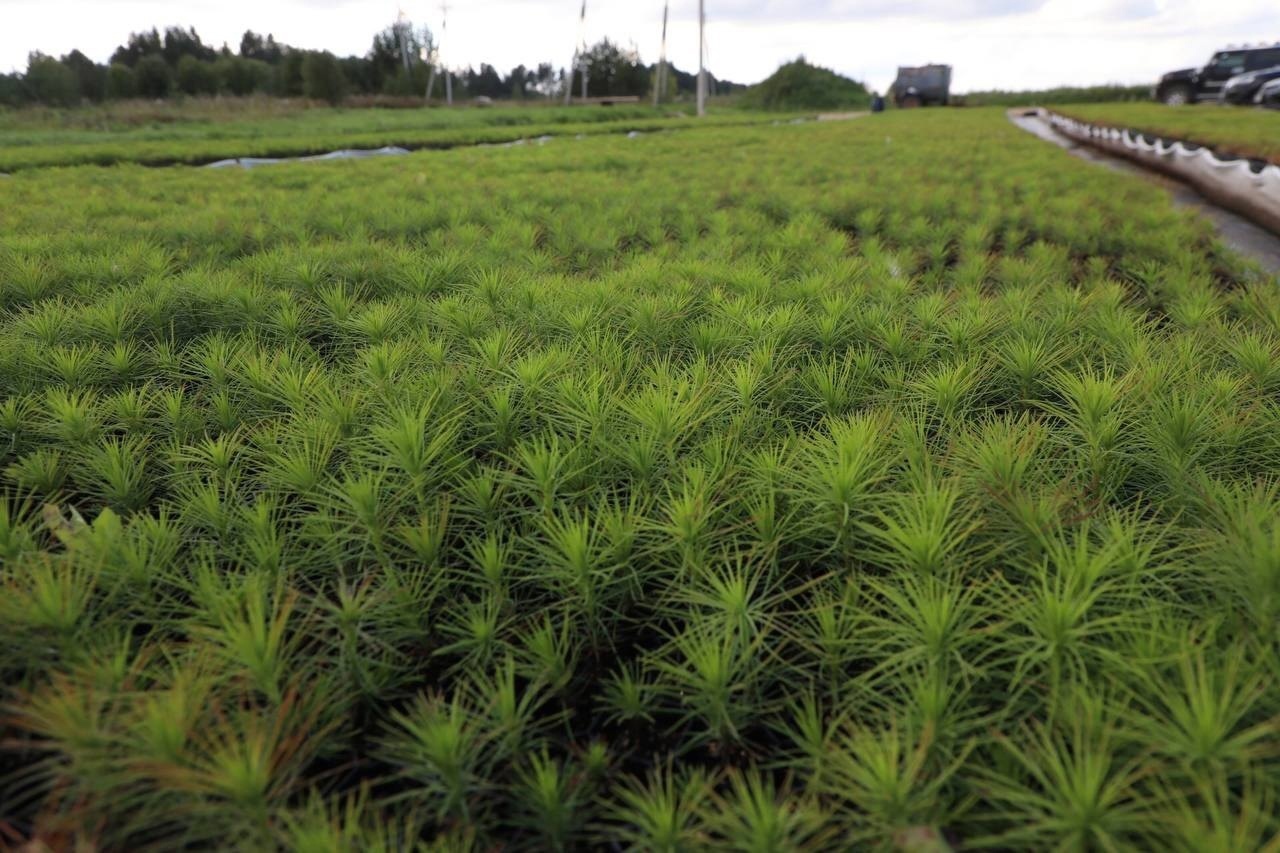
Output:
[[0, 22, 740, 108]]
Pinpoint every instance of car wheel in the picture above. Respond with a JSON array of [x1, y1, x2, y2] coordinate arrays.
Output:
[[1162, 84, 1193, 106]]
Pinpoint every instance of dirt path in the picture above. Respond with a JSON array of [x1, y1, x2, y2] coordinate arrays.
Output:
[[816, 111, 870, 122]]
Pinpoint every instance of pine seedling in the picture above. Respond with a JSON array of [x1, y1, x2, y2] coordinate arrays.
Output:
[[436, 593, 508, 674], [146, 692, 326, 848], [395, 496, 450, 567], [1156, 771, 1280, 853], [909, 358, 986, 425], [790, 413, 888, 562], [39, 344, 102, 389], [1127, 645, 1275, 775], [976, 720, 1155, 851], [652, 623, 769, 750], [510, 750, 584, 851], [43, 387, 102, 447], [997, 331, 1067, 404], [601, 662, 657, 726], [175, 476, 240, 541], [1, 254, 56, 307], [169, 431, 244, 484], [1204, 480, 1280, 637], [605, 763, 711, 852], [479, 385, 522, 452], [532, 510, 627, 639], [369, 399, 463, 488], [256, 420, 338, 496], [345, 301, 406, 346], [78, 435, 153, 513], [277, 788, 428, 853], [508, 434, 584, 515], [861, 574, 987, 679], [463, 656, 557, 765], [821, 721, 961, 839], [382, 692, 491, 823], [861, 480, 979, 578], [102, 338, 145, 386], [0, 552, 96, 638], [701, 769, 831, 852], [131, 669, 212, 763], [190, 572, 302, 703], [1228, 329, 1280, 391], [516, 612, 580, 694], [316, 578, 410, 703], [6, 448, 68, 495]]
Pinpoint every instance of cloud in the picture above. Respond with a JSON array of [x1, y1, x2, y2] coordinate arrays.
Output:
[[0, 0, 1273, 89], [664, 0, 1051, 22], [1106, 0, 1162, 18]]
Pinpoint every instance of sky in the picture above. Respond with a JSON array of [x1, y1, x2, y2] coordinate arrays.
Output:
[[1, 0, 1276, 93]]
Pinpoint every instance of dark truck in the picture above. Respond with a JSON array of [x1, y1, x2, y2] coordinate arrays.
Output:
[[891, 64, 952, 107], [1154, 44, 1280, 105]]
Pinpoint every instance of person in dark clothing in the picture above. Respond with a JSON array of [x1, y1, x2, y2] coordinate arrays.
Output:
[[871, 91, 886, 113]]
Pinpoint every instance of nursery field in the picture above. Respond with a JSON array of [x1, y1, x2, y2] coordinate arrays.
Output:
[[3, 109, 1280, 849], [1058, 102, 1280, 164], [0, 103, 781, 171]]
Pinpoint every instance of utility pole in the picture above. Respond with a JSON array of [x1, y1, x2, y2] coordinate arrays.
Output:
[[430, 1, 451, 105], [426, 3, 442, 101], [696, 0, 707, 117], [564, 0, 586, 105], [445, 3, 453, 105], [396, 7, 412, 75], [653, 0, 669, 107]]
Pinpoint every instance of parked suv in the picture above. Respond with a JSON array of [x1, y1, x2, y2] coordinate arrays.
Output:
[[1222, 65, 1280, 104], [1258, 77, 1280, 109], [1154, 44, 1280, 105]]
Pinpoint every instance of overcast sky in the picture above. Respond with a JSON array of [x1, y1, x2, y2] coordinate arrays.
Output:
[[2, 0, 1276, 92]]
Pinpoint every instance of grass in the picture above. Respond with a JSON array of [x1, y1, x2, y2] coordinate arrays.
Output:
[[738, 59, 870, 111], [0, 101, 788, 171], [956, 84, 1149, 107], [2, 106, 1280, 849], [1055, 102, 1280, 164]]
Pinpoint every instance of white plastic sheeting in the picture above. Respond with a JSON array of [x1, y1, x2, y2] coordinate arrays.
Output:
[[201, 127, 653, 169], [204, 145, 411, 170], [1045, 110, 1280, 236]]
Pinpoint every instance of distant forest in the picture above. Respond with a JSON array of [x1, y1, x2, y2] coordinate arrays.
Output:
[[0, 21, 743, 108]]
